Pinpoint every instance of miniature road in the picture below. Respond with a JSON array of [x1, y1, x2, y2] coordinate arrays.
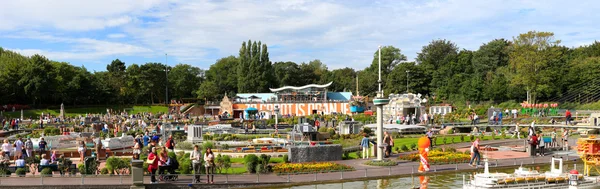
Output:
[[0, 138, 582, 187]]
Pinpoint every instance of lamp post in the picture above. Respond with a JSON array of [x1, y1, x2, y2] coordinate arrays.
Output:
[[274, 105, 280, 134], [373, 45, 390, 161], [406, 70, 410, 93]]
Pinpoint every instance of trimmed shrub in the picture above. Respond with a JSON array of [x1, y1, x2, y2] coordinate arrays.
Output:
[[283, 154, 290, 163], [16, 168, 26, 176], [400, 144, 409, 152], [363, 160, 397, 166], [244, 154, 259, 173], [100, 167, 109, 175], [410, 143, 417, 151], [175, 141, 194, 150], [41, 168, 53, 176]]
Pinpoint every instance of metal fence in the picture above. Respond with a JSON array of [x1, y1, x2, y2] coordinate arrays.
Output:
[[0, 155, 581, 186]]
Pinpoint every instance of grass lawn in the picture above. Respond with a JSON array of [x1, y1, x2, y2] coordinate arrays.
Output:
[[230, 157, 284, 164], [217, 166, 247, 174], [3, 105, 168, 118], [393, 135, 506, 150]]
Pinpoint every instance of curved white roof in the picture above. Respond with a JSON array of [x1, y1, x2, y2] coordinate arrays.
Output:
[[269, 82, 333, 92]]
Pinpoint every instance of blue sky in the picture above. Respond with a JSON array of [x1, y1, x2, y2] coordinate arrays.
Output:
[[1, 0, 599, 72]]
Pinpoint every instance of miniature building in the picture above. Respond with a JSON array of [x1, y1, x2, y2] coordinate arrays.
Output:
[[383, 93, 427, 121], [186, 125, 203, 143], [429, 106, 452, 115]]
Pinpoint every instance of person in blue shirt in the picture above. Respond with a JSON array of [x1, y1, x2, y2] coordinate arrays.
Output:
[[360, 134, 370, 159], [143, 131, 150, 147], [498, 111, 503, 125]]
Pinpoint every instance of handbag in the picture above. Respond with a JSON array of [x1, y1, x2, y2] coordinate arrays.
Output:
[[146, 157, 155, 164]]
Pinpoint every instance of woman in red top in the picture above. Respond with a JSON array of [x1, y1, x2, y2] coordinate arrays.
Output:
[[147, 147, 159, 184]]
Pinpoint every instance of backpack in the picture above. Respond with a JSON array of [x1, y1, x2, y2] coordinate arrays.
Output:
[[166, 139, 173, 148]]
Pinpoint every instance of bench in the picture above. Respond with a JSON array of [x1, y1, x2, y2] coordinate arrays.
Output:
[[261, 150, 273, 153], [276, 149, 288, 152]]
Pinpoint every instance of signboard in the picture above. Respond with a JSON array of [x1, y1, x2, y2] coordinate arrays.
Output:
[[232, 102, 350, 116]]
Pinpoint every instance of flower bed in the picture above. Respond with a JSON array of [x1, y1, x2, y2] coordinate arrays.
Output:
[[397, 151, 471, 164], [273, 162, 354, 174]]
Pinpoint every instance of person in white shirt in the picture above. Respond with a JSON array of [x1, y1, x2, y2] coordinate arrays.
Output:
[[2, 139, 12, 157], [40, 154, 50, 165], [14, 137, 24, 160], [190, 145, 202, 183], [204, 147, 215, 184], [15, 158, 25, 167]]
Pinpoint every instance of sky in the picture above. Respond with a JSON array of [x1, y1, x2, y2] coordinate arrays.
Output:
[[0, 0, 599, 72]]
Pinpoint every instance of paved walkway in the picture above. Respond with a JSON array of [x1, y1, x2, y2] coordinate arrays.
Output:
[[0, 138, 582, 187]]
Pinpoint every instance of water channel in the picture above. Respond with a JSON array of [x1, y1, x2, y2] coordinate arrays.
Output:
[[272, 163, 600, 189]]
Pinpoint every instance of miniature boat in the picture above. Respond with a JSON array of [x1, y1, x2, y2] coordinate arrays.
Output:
[[463, 157, 599, 189]]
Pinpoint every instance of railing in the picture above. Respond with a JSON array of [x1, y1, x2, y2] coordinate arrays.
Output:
[[0, 155, 581, 186]]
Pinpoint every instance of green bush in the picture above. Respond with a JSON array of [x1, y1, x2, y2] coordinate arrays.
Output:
[[470, 135, 475, 142], [257, 154, 271, 173], [179, 158, 192, 174], [15, 168, 26, 176], [282, 154, 289, 163], [400, 144, 409, 152], [460, 135, 465, 142], [355, 151, 362, 159], [318, 127, 328, 132], [41, 168, 53, 176], [105, 157, 131, 175], [410, 143, 417, 151], [447, 128, 454, 134], [327, 128, 336, 136], [100, 167, 109, 175], [202, 141, 214, 151], [244, 154, 259, 173], [363, 160, 397, 166], [175, 141, 194, 150]]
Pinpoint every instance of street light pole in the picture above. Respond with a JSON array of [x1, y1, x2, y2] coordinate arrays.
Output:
[[165, 53, 169, 107], [406, 70, 410, 93]]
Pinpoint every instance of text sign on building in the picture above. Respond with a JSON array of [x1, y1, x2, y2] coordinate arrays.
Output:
[[232, 102, 350, 116]]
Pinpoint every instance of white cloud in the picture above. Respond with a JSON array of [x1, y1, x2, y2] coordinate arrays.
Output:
[[107, 33, 127, 39], [1, 0, 600, 70]]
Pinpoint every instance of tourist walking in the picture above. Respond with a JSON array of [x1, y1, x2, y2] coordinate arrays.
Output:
[[204, 147, 215, 184], [166, 135, 175, 152], [24, 137, 33, 158], [190, 145, 202, 183], [514, 123, 521, 139], [469, 138, 481, 167], [13, 137, 23, 161], [360, 134, 370, 159], [147, 147, 159, 184], [565, 110, 572, 125], [426, 129, 434, 148], [132, 137, 141, 160], [383, 132, 393, 158]]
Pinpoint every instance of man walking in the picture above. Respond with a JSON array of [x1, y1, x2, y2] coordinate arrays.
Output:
[[469, 138, 480, 167], [360, 134, 370, 159]]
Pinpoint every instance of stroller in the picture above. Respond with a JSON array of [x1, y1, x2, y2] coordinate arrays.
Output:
[[159, 157, 179, 181]]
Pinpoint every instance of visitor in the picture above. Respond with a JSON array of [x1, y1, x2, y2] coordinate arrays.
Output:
[[514, 123, 520, 139], [529, 133, 538, 157], [143, 131, 150, 147], [528, 122, 536, 140], [2, 139, 12, 157], [427, 129, 434, 148], [190, 145, 202, 183], [562, 129, 569, 151], [565, 110, 572, 125], [473, 114, 479, 125], [551, 129, 558, 148], [158, 147, 170, 179], [498, 111, 503, 125], [24, 137, 33, 158], [40, 154, 49, 165], [15, 156, 25, 167], [78, 141, 86, 162], [360, 134, 370, 159], [51, 150, 57, 164], [383, 131, 393, 158], [537, 133, 545, 156], [492, 110, 497, 125], [13, 137, 23, 161], [132, 137, 141, 160], [512, 109, 518, 119], [0, 151, 9, 165], [166, 135, 175, 152], [147, 147, 159, 184], [204, 147, 215, 184], [469, 138, 480, 167], [93, 136, 102, 161]]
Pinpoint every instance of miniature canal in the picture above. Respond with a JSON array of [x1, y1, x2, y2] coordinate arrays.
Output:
[[270, 162, 600, 189]]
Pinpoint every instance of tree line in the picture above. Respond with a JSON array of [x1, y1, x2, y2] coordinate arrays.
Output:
[[1, 32, 599, 107]]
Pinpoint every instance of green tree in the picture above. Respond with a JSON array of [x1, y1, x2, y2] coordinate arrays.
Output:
[[18, 55, 55, 106], [416, 39, 459, 99], [168, 64, 203, 99], [273, 61, 302, 87], [206, 56, 239, 98], [508, 31, 561, 103], [196, 81, 220, 101], [385, 62, 428, 96]]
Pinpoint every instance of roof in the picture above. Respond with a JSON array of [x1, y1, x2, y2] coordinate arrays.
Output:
[[269, 82, 333, 92], [235, 93, 276, 101], [327, 92, 352, 101]]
